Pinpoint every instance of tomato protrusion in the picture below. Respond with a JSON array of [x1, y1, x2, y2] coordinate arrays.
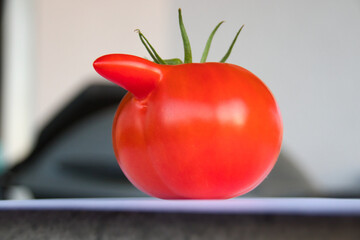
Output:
[[93, 54, 162, 99]]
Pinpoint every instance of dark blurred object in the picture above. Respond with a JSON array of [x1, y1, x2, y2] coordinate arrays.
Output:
[[1, 83, 146, 198], [246, 151, 317, 197], [1, 83, 316, 199]]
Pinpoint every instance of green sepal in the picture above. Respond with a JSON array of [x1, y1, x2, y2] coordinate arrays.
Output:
[[135, 29, 166, 65], [200, 21, 224, 63], [178, 9, 192, 63], [164, 58, 183, 65], [136, 10, 244, 65], [220, 25, 244, 63]]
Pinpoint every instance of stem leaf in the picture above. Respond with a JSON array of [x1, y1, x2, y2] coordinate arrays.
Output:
[[200, 21, 224, 63], [164, 58, 183, 65], [135, 29, 166, 65], [220, 25, 244, 63], [178, 9, 192, 63]]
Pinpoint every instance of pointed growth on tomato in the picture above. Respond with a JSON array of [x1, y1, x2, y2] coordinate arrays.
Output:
[[93, 54, 162, 99]]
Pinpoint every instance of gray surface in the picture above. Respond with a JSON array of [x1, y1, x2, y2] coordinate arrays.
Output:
[[1, 198, 360, 216], [0, 210, 360, 240]]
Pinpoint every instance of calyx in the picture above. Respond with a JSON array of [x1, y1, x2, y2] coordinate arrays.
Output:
[[136, 9, 244, 65]]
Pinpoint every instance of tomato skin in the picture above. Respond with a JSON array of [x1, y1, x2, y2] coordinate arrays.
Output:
[[94, 54, 283, 199]]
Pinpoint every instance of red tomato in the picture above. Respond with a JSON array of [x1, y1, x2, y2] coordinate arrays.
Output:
[[93, 54, 283, 199]]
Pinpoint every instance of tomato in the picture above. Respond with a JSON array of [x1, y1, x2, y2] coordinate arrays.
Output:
[[93, 9, 283, 199], [93, 54, 282, 199]]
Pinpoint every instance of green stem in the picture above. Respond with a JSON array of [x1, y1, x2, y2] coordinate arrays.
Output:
[[135, 30, 158, 63], [220, 25, 244, 63], [135, 10, 245, 65], [178, 9, 192, 63], [200, 21, 224, 63], [164, 58, 183, 65], [135, 29, 166, 65]]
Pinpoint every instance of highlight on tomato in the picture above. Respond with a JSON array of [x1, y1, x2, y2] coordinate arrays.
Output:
[[93, 9, 283, 199]]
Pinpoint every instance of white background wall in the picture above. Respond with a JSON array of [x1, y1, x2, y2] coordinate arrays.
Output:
[[4, 0, 360, 194]]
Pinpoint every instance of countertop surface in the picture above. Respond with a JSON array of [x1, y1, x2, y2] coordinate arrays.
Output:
[[1, 197, 360, 216]]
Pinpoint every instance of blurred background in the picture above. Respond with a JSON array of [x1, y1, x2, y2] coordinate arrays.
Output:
[[0, 0, 359, 199]]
